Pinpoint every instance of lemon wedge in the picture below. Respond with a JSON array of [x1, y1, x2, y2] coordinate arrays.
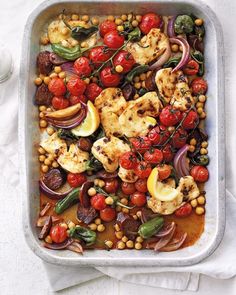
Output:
[[71, 100, 100, 137], [146, 116, 157, 126], [147, 167, 179, 202]]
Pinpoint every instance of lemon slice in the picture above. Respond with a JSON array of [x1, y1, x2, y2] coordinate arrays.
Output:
[[146, 116, 157, 126], [71, 100, 100, 137], [147, 167, 159, 198]]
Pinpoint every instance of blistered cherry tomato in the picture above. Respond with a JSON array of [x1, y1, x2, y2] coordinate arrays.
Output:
[[190, 165, 209, 182], [100, 67, 121, 87], [162, 144, 174, 162], [171, 128, 188, 149], [148, 125, 170, 145], [144, 148, 163, 164], [99, 20, 117, 37], [134, 161, 152, 179], [139, 13, 162, 34], [191, 77, 208, 95], [48, 77, 66, 96], [52, 96, 69, 110], [85, 83, 103, 102], [50, 225, 67, 243], [130, 191, 147, 207], [113, 50, 135, 73], [67, 173, 87, 187], [67, 77, 86, 96], [104, 178, 119, 194], [157, 164, 172, 180], [121, 182, 136, 195], [119, 152, 138, 170], [74, 57, 92, 77], [91, 194, 106, 210], [175, 203, 192, 217], [183, 60, 199, 76], [160, 106, 182, 126], [100, 207, 116, 222], [69, 94, 87, 105], [182, 110, 199, 129], [135, 179, 148, 193], [130, 136, 152, 154], [89, 46, 113, 68], [104, 30, 125, 49]]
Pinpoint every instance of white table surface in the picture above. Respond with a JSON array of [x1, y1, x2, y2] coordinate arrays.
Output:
[[1, 0, 236, 294]]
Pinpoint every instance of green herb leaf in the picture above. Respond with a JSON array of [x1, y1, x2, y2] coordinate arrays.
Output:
[[71, 25, 98, 41], [163, 57, 181, 68], [69, 226, 97, 246], [125, 65, 149, 83], [128, 27, 141, 41]]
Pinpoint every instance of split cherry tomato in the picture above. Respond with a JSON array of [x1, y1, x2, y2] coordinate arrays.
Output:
[[160, 106, 182, 126], [139, 13, 162, 34], [100, 67, 121, 87], [130, 136, 152, 154], [104, 178, 119, 194], [74, 57, 92, 77], [89, 46, 113, 68], [113, 50, 135, 73], [162, 144, 174, 163], [99, 20, 117, 37], [52, 96, 69, 110], [85, 83, 103, 102], [171, 128, 188, 149], [121, 182, 136, 195], [50, 225, 68, 244], [175, 203, 192, 217], [144, 148, 163, 164], [100, 207, 116, 222], [91, 194, 106, 211], [182, 110, 199, 129], [48, 77, 66, 96], [190, 165, 209, 182], [119, 152, 138, 170], [191, 77, 208, 95], [67, 76, 86, 96], [104, 30, 125, 49], [148, 125, 170, 145], [134, 161, 152, 179], [69, 94, 87, 105], [135, 179, 148, 193], [130, 191, 147, 207], [157, 164, 172, 180], [183, 60, 199, 76], [67, 173, 87, 187]]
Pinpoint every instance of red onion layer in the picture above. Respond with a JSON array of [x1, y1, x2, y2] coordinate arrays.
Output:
[[159, 232, 187, 252], [169, 37, 190, 72], [167, 16, 176, 38], [44, 238, 74, 250], [39, 180, 73, 200], [173, 144, 190, 178]]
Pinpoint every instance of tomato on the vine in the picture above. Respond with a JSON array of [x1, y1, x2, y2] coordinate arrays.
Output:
[[130, 136, 152, 154], [113, 50, 135, 73], [139, 13, 162, 34], [144, 148, 163, 164], [91, 194, 106, 210], [171, 128, 188, 149], [183, 60, 199, 76], [175, 203, 192, 217], [67, 76, 86, 96], [52, 96, 69, 110], [99, 20, 117, 37], [182, 110, 199, 129], [134, 161, 152, 179], [157, 164, 172, 180], [89, 46, 113, 67], [69, 94, 87, 105], [104, 30, 125, 49], [162, 144, 174, 162], [104, 178, 119, 194], [100, 207, 116, 222], [148, 125, 170, 145], [121, 182, 136, 195], [100, 67, 121, 87], [48, 77, 66, 96], [119, 152, 138, 170], [74, 57, 92, 77], [50, 225, 67, 243], [190, 166, 209, 182], [67, 173, 87, 187], [191, 77, 208, 95], [160, 106, 182, 126], [135, 179, 148, 193], [85, 83, 103, 102], [130, 191, 147, 207]]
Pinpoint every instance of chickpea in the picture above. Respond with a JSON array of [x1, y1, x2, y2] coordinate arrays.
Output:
[[136, 236, 143, 243], [141, 80, 146, 87], [197, 107, 203, 114], [81, 41, 88, 48], [168, 126, 175, 133], [84, 78, 90, 84], [45, 235, 52, 244], [98, 180, 105, 188], [47, 154, 55, 161], [198, 95, 206, 103], [39, 112, 45, 119], [114, 224, 120, 232], [54, 66, 62, 74], [105, 240, 113, 249], [133, 94, 139, 100], [128, 13, 133, 21], [81, 15, 89, 22], [34, 77, 42, 86], [44, 158, 51, 166], [116, 205, 122, 212], [195, 18, 204, 26], [97, 224, 105, 232], [117, 25, 124, 32], [196, 206, 205, 215], [105, 196, 114, 205], [171, 44, 179, 52], [136, 211, 142, 219], [179, 46, 183, 52], [122, 236, 128, 243], [115, 18, 123, 25], [88, 223, 97, 231], [200, 148, 208, 155], [46, 127, 54, 136], [115, 65, 124, 73], [39, 74, 45, 80], [200, 112, 206, 119], [68, 221, 75, 229], [117, 241, 126, 249], [136, 15, 142, 22], [115, 231, 123, 239], [46, 108, 52, 112], [39, 119, 47, 128], [38, 147, 46, 154], [91, 17, 99, 25], [43, 76, 51, 85], [126, 240, 134, 248], [190, 138, 197, 146], [52, 161, 59, 168], [88, 187, 97, 196], [197, 196, 206, 205], [132, 20, 139, 27], [41, 165, 49, 173], [40, 35, 49, 45], [94, 179, 100, 186], [95, 218, 102, 225], [39, 105, 46, 112], [196, 102, 204, 108], [201, 141, 208, 148], [39, 155, 46, 162], [134, 82, 141, 89], [139, 73, 146, 81], [135, 242, 142, 250], [107, 15, 115, 21], [122, 208, 129, 214], [188, 145, 195, 153], [61, 39, 69, 47], [121, 14, 128, 21], [60, 223, 68, 229], [71, 14, 79, 20], [70, 39, 79, 47], [133, 76, 140, 83], [120, 198, 128, 205], [132, 215, 138, 220]]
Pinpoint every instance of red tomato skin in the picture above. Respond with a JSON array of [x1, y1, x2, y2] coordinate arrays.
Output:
[[52, 96, 69, 110], [144, 149, 163, 164], [85, 83, 103, 102], [139, 13, 162, 34], [175, 203, 193, 217], [182, 110, 199, 129], [104, 30, 125, 49], [162, 144, 174, 163], [67, 77, 87, 96], [157, 164, 172, 180], [91, 194, 107, 211], [134, 161, 152, 179], [160, 106, 182, 126], [130, 191, 147, 207], [50, 225, 68, 243], [48, 77, 67, 96], [67, 173, 87, 187], [113, 50, 135, 73], [89, 46, 113, 68], [121, 182, 136, 195], [104, 179, 119, 194], [191, 77, 208, 95], [99, 20, 117, 37], [69, 94, 87, 105], [183, 60, 199, 76], [74, 57, 92, 77], [130, 137, 152, 154], [190, 166, 209, 182], [135, 179, 148, 193], [100, 67, 121, 87], [100, 207, 116, 222], [119, 152, 138, 170], [171, 128, 188, 149], [148, 125, 170, 145]]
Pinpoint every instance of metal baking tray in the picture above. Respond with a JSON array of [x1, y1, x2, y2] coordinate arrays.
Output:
[[19, 0, 225, 266]]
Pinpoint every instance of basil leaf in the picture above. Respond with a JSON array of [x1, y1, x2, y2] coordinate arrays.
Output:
[[71, 26, 98, 41], [125, 65, 149, 83], [128, 27, 141, 41], [163, 57, 181, 68]]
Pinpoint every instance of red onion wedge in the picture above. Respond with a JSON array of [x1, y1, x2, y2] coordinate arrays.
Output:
[[154, 224, 176, 251], [39, 180, 73, 200], [159, 232, 187, 252], [167, 16, 176, 38], [155, 222, 176, 238], [79, 181, 94, 208], [149, 46, 171, 70], [66, 241, 84, 254], [49, 53, 68, 65], [36, 215, 60, 227], [44, 238, 74, 250], [61, 62, 78, 79], [96, 170, 118, 179], [173, 144, 190, 178], [169, 37, 190, 72]]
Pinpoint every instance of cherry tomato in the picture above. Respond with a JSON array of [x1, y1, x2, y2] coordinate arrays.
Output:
[[175, 203, 192, 217], [100, 207, 116, 222], [67, 76, 86, 96], [119, 152, 138, 170], [130, 136, 152, 154], [135, 179, 148, 193], [130, 191, 147, 207], [183, 60, 199, 76], [100, 67, 121, 87], [52, 96, 69, 110], [160, 106, 182, 126], [182, 110, 199, 129], [67, 173, 87, 187], [69, 94, 87, 105], [162, 144, 174, 163], [48, 77, 67, 96], [157, 164, 172, 180], [134, 161, 152, 179], [144, 148, 163, 164], [104, 30, 125, 49], [190, 166, 209, 182], [74, 57, 92, 77], [91, 194, 106, 210], [121, 182, 136, 195], [85, 83, 103, 102], [171, 128, 188, 149], [89, 46, 113, 68], [148, 125, 170, 145], [99, 20, 117, 37], [139, 13, 162, 34], [104, 178, 119, 194], [191, 77, 208, 95], [113, 50, 135, 73], [50, 225, 67, 243]]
